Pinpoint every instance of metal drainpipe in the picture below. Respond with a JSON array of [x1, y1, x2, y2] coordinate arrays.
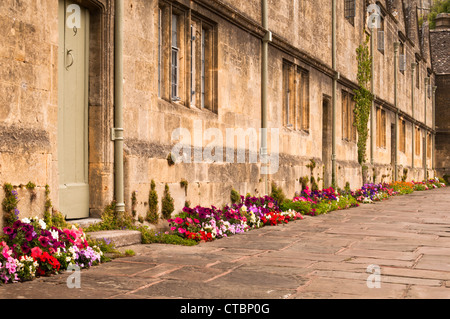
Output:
[[114, 0, 125, 213], [411, 63, 415, 169], [332, 0, 337, 187], [424, 77, 429, 179], [261, 0, 271, 196], [370, 28, 375, 167], [432, 86, 437, 173], [394, 42, 399, 182]]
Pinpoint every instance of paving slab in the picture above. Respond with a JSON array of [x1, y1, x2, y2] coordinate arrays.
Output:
[[0, 187, 449, 300]]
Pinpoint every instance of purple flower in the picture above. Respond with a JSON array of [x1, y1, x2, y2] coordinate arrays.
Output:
[[12, 220, 22, 229], [3, 227, 13, 235], [21, 243, 30, 255], [25, 231, 33, 241], [38, 236, 49, 247]]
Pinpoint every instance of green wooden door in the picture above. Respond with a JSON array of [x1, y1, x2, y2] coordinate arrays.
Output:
[[58, 0, 90, 219]]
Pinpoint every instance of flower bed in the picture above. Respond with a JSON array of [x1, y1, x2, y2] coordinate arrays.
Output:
[[1, 178, 445, 284], [168, 196, 303, 243], [168, 178, 445, 243], [1, 217, 103, 284]]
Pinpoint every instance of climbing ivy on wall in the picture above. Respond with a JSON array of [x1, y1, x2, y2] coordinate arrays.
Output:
[[354, 35, 374, 165]]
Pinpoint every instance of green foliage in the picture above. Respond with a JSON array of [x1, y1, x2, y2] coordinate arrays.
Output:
[[345, 182, 351, 194], [139, 227, 198, 246], [84, 202, 135, 232], [310, 177, 319, 192], [25, 182, 36, 190], [146, 180, 159, 224], [428, 0, 450, 29], [402, 168, 409, 182], [2, 183, 18, 226], [354, 36, 374, 165], [299, 176, 309, 190], [306, 159, 316, 171], [131, 191, 137, 218], [230, 188, 241, 205], [43, 185, 52, 224], [124, 249, 136, 257], [270, 182, 286, 205], [161, 184, 175, 220], [180, 179, 188, 196], [281, 200, 312, 215], [167, 153, 175, 166]]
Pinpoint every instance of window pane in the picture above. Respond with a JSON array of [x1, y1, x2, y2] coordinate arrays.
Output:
[[201, 28, 206, 108], [172, 14, 178, 47]]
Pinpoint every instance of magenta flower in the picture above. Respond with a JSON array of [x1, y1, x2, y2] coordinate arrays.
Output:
[[174, 217, 184, 225], [38, 236, 49, 247], [3, 227, 13, 235]]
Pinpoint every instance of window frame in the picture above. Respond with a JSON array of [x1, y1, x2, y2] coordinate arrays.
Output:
[[158, 2, 218, 113], [342, 90, 356, 142], [345, 0, 356, 26], [376, 106, 386, 149]]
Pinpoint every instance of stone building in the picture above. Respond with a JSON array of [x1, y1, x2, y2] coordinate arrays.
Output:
[[431, 13, 450, 181], [0, 0, 440, 227]]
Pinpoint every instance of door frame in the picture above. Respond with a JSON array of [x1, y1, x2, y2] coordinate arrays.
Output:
[[57, 0, 114, 218]]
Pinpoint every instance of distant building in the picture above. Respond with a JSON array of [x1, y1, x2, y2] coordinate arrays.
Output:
[[417, 0, 435, 18], [430, 13, 450, 181]]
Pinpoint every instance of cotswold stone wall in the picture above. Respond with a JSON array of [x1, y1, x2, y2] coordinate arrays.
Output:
[[0, 0, 438, 225], [435, 74, 450, 177], [0, 1, 59, 228]]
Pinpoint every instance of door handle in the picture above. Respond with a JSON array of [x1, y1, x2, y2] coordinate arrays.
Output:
[[66, 49, 74, 70]]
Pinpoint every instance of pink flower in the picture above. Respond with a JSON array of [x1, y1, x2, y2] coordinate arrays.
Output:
[[174, 217, 184, 225], [178, 228, 186, 234]]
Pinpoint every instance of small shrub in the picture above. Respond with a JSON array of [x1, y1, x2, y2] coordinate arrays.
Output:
[[230, 188, 241, 205], [161, 184, 175, 220], [270, 182, 286, 205], [2, 183, 19, 226], [180, 179, 188, 196], [146, 180, 159, 224]]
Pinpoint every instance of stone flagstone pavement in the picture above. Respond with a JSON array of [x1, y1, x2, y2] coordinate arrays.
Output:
[[1, 187, 449, 299]]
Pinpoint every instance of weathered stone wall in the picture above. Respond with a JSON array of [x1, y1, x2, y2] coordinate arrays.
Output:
[[0, 0, 439, 227], [0, 0, 59, 227], [435, 74, 450, 177]]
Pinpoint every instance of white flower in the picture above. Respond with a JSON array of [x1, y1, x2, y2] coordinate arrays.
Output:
[[38, 219, 47, 230], [50, 229, 59, 241], [21, 218, 31, 224]]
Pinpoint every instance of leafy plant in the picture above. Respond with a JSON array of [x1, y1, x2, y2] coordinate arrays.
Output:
[[180, 179, 188, 196], [428, 0, 450, 29], [131, 191, 137, 218], [299, 176, 309, 190], [270, 182, 286, 205], [230, 188, 241, 205], [161, 184, 175, 220], [2, 183, 19, 226], [354, 36, 374, 165], [146, 180, 159, 224]]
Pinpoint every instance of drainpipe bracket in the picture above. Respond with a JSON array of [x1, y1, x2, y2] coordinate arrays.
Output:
[[111, 128, 124, 141], [334, 72, 340, 80], [263, 30, 272, 43]]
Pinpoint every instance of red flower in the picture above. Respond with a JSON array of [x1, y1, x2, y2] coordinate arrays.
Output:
[[31, 247, 43, 259]]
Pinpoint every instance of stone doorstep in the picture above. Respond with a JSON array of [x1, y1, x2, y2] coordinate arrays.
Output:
[[69, 218, 142, 248], [86, 230, 142, 248]]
